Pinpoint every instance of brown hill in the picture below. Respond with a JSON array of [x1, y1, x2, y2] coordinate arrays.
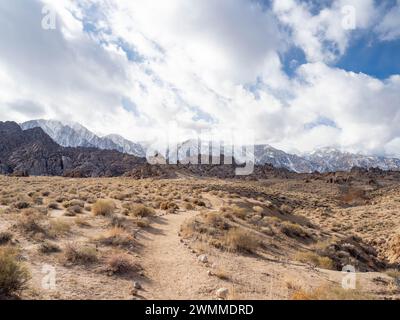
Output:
[[0, 121, 145, 177]]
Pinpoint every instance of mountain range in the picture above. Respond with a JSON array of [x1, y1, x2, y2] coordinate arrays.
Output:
[[0, 121, 145, 177], [254, 145, 400, 173], [10, 119, 400, 173], [21, 120, 145, 157]]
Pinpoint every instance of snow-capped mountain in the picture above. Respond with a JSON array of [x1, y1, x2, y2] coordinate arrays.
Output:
[[253, 145, 322, 173], [151, 139, 400, 173], [105, 134, 145, 157], [304, 147, 400, 172], [254, 145, 400, 173], [20, 120, 144, 157], [17, 120, 400, 173]]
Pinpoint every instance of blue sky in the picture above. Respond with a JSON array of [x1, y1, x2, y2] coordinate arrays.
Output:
[[0, 0, 400, 156], [336, 35, 400, 79]]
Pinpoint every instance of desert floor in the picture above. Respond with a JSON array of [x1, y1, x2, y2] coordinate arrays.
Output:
[[0, 175, 399, 300]]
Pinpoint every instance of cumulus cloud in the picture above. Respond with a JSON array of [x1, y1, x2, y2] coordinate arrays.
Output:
[[375, 0, 400, 41], [0, 0, 400, 157], [272, 0, 377, 63]]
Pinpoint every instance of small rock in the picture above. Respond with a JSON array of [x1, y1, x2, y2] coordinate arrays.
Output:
[[207, 270, 212, 276], [198, 254, 208, 263], [216, 288, 229, 299], [133, 281, 142, 289], [131, 288, 138, 296]]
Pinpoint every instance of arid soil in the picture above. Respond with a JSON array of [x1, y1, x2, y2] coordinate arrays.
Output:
[[0, 174, 399, 300]]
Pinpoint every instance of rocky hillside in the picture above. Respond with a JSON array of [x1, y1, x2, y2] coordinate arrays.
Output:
[[0, 121, 145, 177]]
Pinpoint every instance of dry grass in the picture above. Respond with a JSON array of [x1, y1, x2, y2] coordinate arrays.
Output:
[[66, 205, 83, 216], [230, 206, 247, 219], [75, 216, 91, 227], [213, 268, 231, 281], [386, 269, 400, 279], [339, 187, 368, 205], [92, 199, 115, 216], [16, 212, 47, 236], [204, 212, 227, 229], [14, 201, 31, 210], [130, 204, 155, 218], [295, 251, 334, 270], [39, 240, 61, 254], [0, 246, 30, 297], [106, 253, 139, 275], [136, 218, 150, 228], [183, 202, 194, 210], [280, 221, 311, 239], [291, 285, 372, 300], [223, 228, 259, 253], [47, 202, 59, 210], [63, 243, 98, 265], [63, 199, 85, 209], [49, 218, 71, 236], [0, 231, 13, 245], [97, 227, 134, 248]]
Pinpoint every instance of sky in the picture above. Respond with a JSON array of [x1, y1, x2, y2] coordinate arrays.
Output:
[[0, 0, 399, 156]]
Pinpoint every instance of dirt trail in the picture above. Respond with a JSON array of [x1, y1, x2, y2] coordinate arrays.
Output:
[[138, 211, 219, 300]]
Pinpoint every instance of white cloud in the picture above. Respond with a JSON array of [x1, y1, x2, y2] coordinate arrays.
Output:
[[376, 0, 400, 41], [272, 0, 376, 63], [1, 0, 400, 157]]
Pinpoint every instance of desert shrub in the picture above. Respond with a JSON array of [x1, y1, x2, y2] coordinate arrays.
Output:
[[160, 201, 178, 211], [39, 241, 61, 254], [280, 221, 311, 239], [291, 285, 371, 300], [92, 200, 115, 216], [295, 251, 334, 270], [67, 205, 82, 215], [204, 212, 229, 230], [212, 268, 230, 281], [97, 228, 134, 248], [0, 247, 30, 297], [47, 202, 59, 210], [74, 216, 91, 227], [55, 196, 66, 203], [16, 213, 46, 236], [130, 204, 155, 218], [63, 199, 85, 209], [106, 253, 138, 275], [86, 198, 96, 204], [0, 231, 13, 245], [33, 197, 44, 205], [183, 202, 194, 210], [64, 243, 98, 265], [193, 199, 206, 207], [49, 219, 71, 236], [252, 206, 264, 214], [110, 192, 127, 201], [223, 228, 259, 253], [108, 215, 128, 229], [15, 201, 30, 210], [339, 187, 367, 205], [280, 204, 293, 214], [386, 269, 400, 279], [231, 206, 247, 219], [136, 218, 150, 228]]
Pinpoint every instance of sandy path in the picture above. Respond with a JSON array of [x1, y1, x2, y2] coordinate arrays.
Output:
[[138, 211, 218, 300]]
